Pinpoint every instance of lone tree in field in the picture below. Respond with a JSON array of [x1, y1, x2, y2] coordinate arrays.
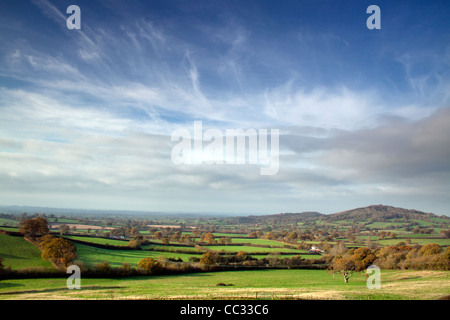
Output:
[[58, 224, 70, 235], [330, 247, 376, 283], [154, 231, 163, 240], [19, 217, 49, 238], [203, 232, 215, 244], [331, 255, 356, 283]]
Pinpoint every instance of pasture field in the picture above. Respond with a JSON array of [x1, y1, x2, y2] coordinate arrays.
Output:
[[0, 227, 19, 232], [74, 243, 201, 267], [378, 238, 450, 246], [0, 218, 17, 226], [209, 233, 249, 237], [0, 269, 448, 300], [0, 233, 53, 270], [74, 243, 313, 267], [202, 245, 305, 253], [63, 235, 130, 247], [228, 238, 288, 246]]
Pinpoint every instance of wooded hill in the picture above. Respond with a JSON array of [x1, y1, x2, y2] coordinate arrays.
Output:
[[238, 205, 449, 225], [321, 204, 448, 222]]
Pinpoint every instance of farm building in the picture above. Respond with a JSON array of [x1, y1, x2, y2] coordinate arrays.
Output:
[[309, 245, 324, 253]]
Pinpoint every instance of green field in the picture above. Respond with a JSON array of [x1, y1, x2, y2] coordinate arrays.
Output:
[[0, 233, 53, 270], [203, 245, 304, 253], [229, 238, 289, 246], [0, 269, 448, 300], [0, 218, 17, 226], [63, 235, 130, 247], [75, 243, 200, 267], [211, 233, 248, 237], [0, 227, 19, 232], [377, 238, 450, 246]]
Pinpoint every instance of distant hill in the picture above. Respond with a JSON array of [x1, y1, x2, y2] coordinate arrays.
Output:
[[237, 204, 449, 226], [265, 212, 323, 219], [236, 211, 323, 224], [322, 204, 446, 222]]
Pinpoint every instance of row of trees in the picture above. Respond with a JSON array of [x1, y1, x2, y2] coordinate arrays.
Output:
[[18, 217, 77, 268], [153, 230, 232, 245], [371, 243, 450, 270], [191, 251, 324, 270], [323, 243, 450, 283]]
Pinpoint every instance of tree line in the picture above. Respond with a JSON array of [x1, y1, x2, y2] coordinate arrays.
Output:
[[322, 242, 450, 283]]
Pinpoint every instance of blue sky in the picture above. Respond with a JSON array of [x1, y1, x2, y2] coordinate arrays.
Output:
[[0, 0, 450, 215]]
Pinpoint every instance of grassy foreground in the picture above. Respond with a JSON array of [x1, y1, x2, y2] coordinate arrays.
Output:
[[0, 269, 448, 300]]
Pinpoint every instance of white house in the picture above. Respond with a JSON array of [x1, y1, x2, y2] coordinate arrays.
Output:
[[310, 245, 324, 253]]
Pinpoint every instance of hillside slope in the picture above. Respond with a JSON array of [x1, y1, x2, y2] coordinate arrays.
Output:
[[322, 204, 446, 222], [0, 233, 53, 270]]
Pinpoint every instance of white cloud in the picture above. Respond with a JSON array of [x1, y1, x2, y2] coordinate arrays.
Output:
[[262, 82, 382, 130]]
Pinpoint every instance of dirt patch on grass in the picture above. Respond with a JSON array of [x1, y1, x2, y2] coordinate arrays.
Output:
[[189, 287, 346, 300], [377, 274, 450, 300], [0, 285, 123, 300], [297, 290, 346, 300], [385, 271, 449, 282]]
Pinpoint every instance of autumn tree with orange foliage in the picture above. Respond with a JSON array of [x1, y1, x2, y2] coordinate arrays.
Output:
[[39, 235, 77, 267], [330, 247, 376, 283], [203, 232, 215, 244], [199, 252, 219, 271], [137, 257, 161, 273], [19, 217, 49, 238]]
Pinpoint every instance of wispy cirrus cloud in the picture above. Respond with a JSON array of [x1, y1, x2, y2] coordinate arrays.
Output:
[[1, 1, 450, 215]]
